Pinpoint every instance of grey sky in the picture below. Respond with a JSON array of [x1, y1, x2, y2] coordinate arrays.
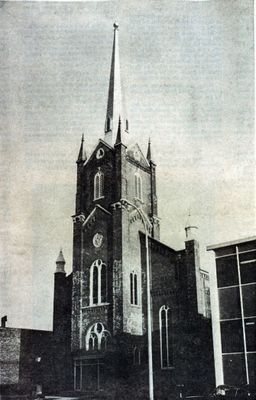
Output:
[[0, 0, 254, 330]]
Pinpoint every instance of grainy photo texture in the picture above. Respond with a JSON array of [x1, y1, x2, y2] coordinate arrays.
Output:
[[0, 1, 255, 399]]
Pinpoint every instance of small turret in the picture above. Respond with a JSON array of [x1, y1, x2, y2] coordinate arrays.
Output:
[[76, 134, 87, 164], [185, 210, 198, 241], [55, 249, 66, 274]]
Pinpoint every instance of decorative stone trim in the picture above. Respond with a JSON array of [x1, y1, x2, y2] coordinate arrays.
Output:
[[72, 214, 86, 223]]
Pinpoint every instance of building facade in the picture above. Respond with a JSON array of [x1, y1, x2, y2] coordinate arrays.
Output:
[[207, 236, 256, 387], [66, 23, 213, 397], [1, 23, 214, 399]]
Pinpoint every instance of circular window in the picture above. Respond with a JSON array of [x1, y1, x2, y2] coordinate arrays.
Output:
[[96, 148, 105, 159], [93, 233, 104, 248]]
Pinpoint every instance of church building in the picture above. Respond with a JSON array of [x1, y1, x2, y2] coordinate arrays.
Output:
[[54, 22, 213, 397], [1, 23, 213, 399]]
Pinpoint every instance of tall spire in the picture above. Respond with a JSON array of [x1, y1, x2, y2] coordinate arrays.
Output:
[[76, 134, 87, 164], [105, 22, 128, 146]]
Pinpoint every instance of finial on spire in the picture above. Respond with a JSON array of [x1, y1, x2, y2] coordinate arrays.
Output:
[[113, 22, 119, 30], [55, 249, 66, 274], [77, 134, 87, 164]]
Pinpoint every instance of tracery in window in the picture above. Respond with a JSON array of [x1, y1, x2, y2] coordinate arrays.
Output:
[[135, 173, 142, 200], [159, 305, 173, 369], [94, 170, 104, 200], [130, 272, 138, 305], [90, 259, 107, 306], [85, 323, 111, 351]]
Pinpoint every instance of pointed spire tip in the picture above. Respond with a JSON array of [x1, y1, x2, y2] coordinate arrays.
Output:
[[77, 134, 87, 163]]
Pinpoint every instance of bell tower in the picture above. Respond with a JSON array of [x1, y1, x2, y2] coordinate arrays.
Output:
[[70, 23, 160, 391]]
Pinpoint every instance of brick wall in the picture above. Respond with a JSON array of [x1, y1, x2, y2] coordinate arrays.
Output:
[[0, 328, 21, 385]]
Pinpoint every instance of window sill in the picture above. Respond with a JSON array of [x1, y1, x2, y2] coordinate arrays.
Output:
[[161, 366, 174, 370], [130, 304, 141, 309], [94, 196, 105, 201], [134, 197, 144, 204], [82, 302, 110, 309]]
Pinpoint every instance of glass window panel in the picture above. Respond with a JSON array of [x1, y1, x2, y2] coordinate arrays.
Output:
[[221, 320, 244, 353], [245, 318, 256, 352], [162, 328, 167, 367], [93, 267, 98, 304], [101, 264, 107, 303], [216, 256, 238, 288], [130, 273, 133, 304], [167, 309, 173, 366], [247, 353, 256, 386], [134, 274, 138, 305], [239, 250, 256, 263], [222, 354, 246, 386], [219, 287, 241, 319], [99, 173, 103, 197], [240, 260, 256, 284], [242, 284, 256, 317]]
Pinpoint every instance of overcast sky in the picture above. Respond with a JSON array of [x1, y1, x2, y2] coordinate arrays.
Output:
[[0, 0, 254, 330]]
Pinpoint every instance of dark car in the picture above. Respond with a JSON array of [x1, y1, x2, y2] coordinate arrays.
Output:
[[209, 385, 256, 400]]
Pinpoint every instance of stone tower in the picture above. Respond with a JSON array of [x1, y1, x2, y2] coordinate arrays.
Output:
[[71, 23, 160, 391]]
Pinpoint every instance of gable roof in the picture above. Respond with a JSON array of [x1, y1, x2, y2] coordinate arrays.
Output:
[[83, 139, 114, 167], [126, 143, 150, 169]]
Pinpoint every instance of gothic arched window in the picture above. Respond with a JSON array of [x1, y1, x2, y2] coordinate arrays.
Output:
[[159, 305, 173, 369], [94, 171, 104, 200], [130, 272, 138, 305], [101, 263, 107, 303], [135, 173, 142, 200], [90, 260, 107, 306], [85, 322, 111, 351]]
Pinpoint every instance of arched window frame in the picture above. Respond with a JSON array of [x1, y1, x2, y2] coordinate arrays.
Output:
[[130, 271, 139, 306], [89, 259, 107, 306], [94, 170, 104, 200], [85, 322, 111, 351], [159, 305, 172, 369], [134, 172, 142, 200]]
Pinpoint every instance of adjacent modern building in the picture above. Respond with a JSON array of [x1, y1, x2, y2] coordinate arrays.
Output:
[[207, 236, 256, 387]]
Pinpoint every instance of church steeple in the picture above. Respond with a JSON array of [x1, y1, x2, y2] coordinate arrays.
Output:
[[105, 23, 128, 146]]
